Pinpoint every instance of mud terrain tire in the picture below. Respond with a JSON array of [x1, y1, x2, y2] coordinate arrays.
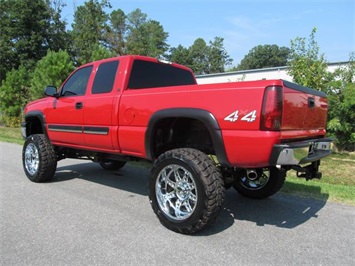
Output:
[[22, 134, 57, 182], [149, 148, 225, 234]]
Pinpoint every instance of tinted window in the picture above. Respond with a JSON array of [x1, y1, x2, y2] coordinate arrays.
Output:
[[92, 61, 119, 94], [61, 66, 93, 96], [128, 60, 196, 89]]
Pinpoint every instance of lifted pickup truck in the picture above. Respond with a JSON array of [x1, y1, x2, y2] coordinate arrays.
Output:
[[21, 55, 332, 234]]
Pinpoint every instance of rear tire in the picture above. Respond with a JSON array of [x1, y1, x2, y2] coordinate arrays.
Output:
[[149, 148, 225, 234], [22, 134, 57, 182], [233, 167, 285, 199]]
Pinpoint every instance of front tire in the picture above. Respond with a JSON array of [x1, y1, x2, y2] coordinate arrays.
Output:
[[22, 134, 57, 182], [233, 167, 285, 199], [149, 148, 225, 234]]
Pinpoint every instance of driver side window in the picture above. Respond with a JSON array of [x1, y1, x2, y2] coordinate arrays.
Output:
[[61, 66, 93, 96]]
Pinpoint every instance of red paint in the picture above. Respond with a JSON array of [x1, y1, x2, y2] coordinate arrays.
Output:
[[23, 55, 329, 167]]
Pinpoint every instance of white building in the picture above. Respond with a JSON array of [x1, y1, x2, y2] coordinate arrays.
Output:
[[196, 62, 349, 84]]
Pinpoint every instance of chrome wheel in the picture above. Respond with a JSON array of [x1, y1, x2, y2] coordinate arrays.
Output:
[[239, 169, 269, 190], [24, 143, 39, 176], [149, 149, 225, 234], [155, 164, 198, 221], [22, 134, 57, 182], [233, 167, 285, 199]]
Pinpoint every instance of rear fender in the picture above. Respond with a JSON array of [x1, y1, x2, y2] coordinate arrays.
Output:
[[145, 108, 229, 166]]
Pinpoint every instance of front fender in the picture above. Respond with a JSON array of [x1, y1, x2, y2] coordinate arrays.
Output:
[[23, 111, 47, 138]]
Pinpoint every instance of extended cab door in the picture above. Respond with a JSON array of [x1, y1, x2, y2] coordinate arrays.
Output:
[[46, 65, 93, 146], [83, 60, 120, 150]]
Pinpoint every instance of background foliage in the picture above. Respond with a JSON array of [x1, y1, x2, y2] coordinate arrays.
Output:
[[234, 44, 290, 71], [287, 28, 355, 151], [30, 49, 75, 100], [326, 53, 355, 151], [0, 1, 353, 150]]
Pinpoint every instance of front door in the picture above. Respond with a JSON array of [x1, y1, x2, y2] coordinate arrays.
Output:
[[46, 66, 93, 146]]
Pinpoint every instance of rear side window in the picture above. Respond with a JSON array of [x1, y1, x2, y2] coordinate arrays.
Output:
[[92, 60, 119, 94], [128, 60, 196, 89]]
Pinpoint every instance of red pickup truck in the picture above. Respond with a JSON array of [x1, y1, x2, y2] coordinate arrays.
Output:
[[21, 55, 332, 234]]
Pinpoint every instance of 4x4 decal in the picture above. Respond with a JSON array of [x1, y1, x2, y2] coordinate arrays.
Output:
[[224, 110, 257, 123]]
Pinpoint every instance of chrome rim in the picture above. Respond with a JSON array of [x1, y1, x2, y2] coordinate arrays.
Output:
[[239, 169, 269, 190], [155, 164, 198, 221], [24, 143, 39, 176]]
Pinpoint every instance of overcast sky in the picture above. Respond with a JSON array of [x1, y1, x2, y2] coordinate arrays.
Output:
[[62, 0, 355, 66]]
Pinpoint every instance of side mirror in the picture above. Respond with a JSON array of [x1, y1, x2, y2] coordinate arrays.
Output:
[[44, 86, 58, 97]]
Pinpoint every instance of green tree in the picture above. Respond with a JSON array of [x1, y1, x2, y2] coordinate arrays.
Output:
[[127, 8, 147, 29], [207, 37, 233, 73], [236, 44, 290, 71], [172, 37, 232, 74], [90, 44, 115, 62], [327, 53, 355, 151], [0, 0, 68, 81], [288, 28, 354, 151], [287, 28, 331, 91], [126, 9, 169, 57], [124, 8, 147, 55], [105, 9, 127, 55], [0, 66, 30, 126], [30, 50, 74, 100], [141, 20, 169, 57], [47, 0, 71, 52], [71, 0, 111, 65], [167, 45, 193, 67], [188, 38, 209, 75]]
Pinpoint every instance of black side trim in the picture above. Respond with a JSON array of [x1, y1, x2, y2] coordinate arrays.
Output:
[[48, 125, 109, 135], [48, 125, 82, 133], [83, 126, 109, 135], [145, 108, 230, 166], [25, 111, 47, 137], [282, 80, 327, 98]]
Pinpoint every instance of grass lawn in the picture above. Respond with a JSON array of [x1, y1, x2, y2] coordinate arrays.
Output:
[[1, 126, 354, 205], [282, 152, 355, 205], [0, 126, 24, 145]]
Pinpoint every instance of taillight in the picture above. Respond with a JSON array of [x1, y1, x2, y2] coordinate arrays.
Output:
[[260, 86, 283, 130]]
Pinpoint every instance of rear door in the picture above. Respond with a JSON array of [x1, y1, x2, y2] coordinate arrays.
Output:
[[46, 66, 93, 146], [83, 60, 120, 150]]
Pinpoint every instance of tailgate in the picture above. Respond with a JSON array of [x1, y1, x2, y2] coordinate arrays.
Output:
[[281, 80, 328, 130]]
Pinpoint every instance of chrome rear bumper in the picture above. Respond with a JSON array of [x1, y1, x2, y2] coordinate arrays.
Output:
[[270, 138, 333, 166]]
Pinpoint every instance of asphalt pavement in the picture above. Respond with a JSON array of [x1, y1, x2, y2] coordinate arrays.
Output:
[[1, 141, 354, 265]]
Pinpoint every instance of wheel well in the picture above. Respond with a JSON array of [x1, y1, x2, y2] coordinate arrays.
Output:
[[151, 117, 215, 158], [26, 116, 44, 136]]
